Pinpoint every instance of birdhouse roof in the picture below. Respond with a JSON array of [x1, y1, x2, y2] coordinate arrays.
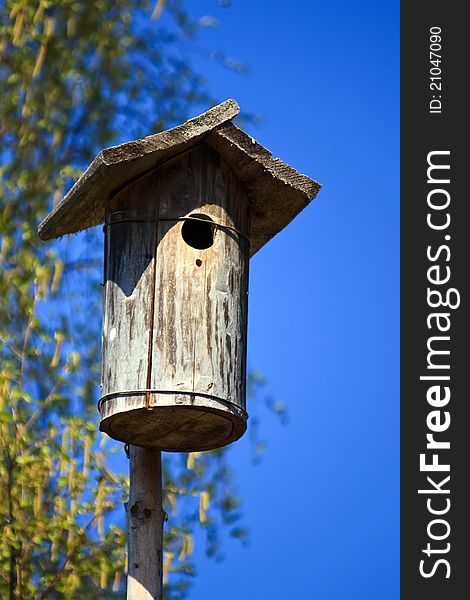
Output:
[[38, 99, 321, 256]]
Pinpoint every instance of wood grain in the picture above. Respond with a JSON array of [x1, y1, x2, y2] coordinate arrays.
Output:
[[99, 143, 250, 451], [38, 99, 321, 258], [126, 446, 163, 600]]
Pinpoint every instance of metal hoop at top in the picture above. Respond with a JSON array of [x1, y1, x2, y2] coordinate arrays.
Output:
[[104, 214, 251, 248]]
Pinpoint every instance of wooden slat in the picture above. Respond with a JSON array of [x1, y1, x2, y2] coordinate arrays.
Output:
[[101, 169, 158, 401], [38, 100, 240, 241], [151, 145, 249, 412]]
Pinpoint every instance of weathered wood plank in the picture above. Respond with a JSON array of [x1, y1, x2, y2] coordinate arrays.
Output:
[[150, 144, 249, 448], [38, 99, 321, 258], [38, 100, 240, 241], [205, 121, 321, 255], [101, 169, 158, 401]]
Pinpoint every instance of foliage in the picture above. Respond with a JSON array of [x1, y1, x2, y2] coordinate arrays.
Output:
[[0, 1, 260, 597]]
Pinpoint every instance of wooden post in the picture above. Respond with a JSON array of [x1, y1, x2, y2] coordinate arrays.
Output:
[[127, 446, 163, 600]]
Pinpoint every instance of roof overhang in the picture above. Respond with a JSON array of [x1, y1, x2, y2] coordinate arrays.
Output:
[[38, 99, 321, 256]]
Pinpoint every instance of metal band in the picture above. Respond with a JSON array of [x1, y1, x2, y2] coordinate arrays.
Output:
[[160, 217, 251, 247], [104, 215, 251, 247], [98, 388, 247, 419]]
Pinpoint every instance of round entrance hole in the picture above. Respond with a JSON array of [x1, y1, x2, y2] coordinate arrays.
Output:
[[181, 214, 215, 250]]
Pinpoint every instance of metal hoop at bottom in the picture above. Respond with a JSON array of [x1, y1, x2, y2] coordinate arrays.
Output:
[[98, 388, 247, 420]]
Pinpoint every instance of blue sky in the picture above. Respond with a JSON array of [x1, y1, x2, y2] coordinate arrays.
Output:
[[180, 2, 400, 599]]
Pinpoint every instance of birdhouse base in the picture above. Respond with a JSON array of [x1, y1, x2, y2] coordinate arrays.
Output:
[[99, 392, 247, 452]]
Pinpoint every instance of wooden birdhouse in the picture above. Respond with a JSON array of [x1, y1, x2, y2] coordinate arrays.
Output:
[[38, 99, 321, 452]]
